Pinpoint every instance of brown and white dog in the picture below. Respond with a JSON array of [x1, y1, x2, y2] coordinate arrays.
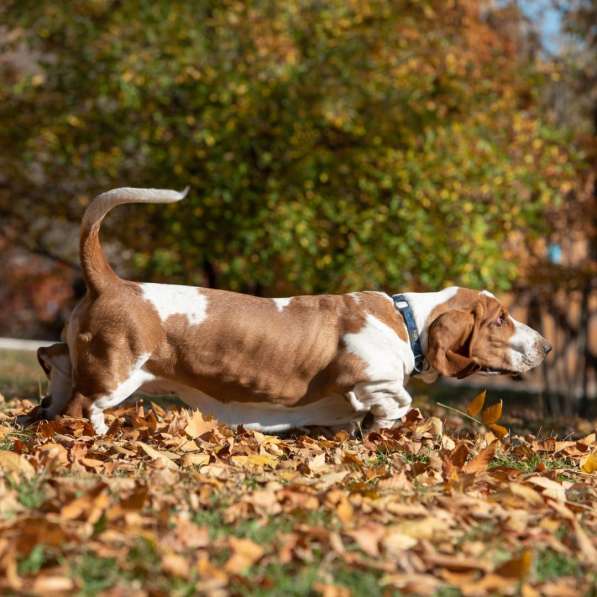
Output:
[[18, 188, 551, 435]]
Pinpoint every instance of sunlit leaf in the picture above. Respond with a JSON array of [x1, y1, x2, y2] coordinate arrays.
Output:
[[482, 400, 503, 425], [467, 390, 486, 417]]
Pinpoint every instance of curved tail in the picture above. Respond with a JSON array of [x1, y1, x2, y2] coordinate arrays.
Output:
[[80, 187, 188, 294]]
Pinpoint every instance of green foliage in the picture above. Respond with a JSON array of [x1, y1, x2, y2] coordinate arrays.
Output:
[[534, 548, 583, 582], [72, 553, 120, 595], [18, 545, 46, 576], [0, 0, 578, 293]]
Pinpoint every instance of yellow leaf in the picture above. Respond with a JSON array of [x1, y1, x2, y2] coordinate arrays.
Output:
[[489, 423, 509, 438], [467, 390, 486, 416], [463, 440, 498, 474], [494, 549, 533, 579], [231, 454, 278, 468], [181, 453, 210, 468], [225, 537, 263, 574], [0, 450, 35, 478], [580, 451, 597, 474], [482, 400, 503, 425], [184, 410, 217, 439], [137, 442, 179, 470]]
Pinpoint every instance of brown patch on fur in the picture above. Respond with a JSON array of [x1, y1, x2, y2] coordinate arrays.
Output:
[[144, 289, 374, 406], [357, 292, 408, 342]]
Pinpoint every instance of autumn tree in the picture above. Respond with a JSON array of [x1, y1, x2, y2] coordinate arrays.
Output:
[[0, 0, 578, 295]]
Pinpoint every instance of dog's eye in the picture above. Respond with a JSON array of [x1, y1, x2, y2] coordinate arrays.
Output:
[[495, 314, 504, 327]]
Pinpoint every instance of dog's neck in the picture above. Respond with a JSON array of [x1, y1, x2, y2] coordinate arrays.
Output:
[[400, 287, 461, 383]]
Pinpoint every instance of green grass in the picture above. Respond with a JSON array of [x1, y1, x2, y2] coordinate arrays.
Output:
[[489, 454, 572, 473], [0, 348, 45, 399], [7, 474, 47, 510], [18, 545, 47, 576], [192, 499, 335, 543], [534, 548, 583, 582], [72, 553, 120, 596]]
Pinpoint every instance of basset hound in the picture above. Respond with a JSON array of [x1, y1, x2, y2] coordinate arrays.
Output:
[[17, 188, 551, 435]]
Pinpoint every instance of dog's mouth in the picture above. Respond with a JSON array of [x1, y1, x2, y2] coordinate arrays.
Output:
[[477, 366, 521, 379]]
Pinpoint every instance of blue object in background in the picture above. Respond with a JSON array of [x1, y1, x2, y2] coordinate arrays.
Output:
[[548, 243, 562, 264]]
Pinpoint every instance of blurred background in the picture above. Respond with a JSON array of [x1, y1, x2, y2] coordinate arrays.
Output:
[[0, 0, 595, 420]]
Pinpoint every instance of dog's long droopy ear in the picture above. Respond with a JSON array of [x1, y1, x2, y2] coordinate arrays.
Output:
[[37, 347, 52, 377], [426, 309, 479, 379]]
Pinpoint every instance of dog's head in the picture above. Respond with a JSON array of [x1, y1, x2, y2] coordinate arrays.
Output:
[[425, 290, 551, 379]]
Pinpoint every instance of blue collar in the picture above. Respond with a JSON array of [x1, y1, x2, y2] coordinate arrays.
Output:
[[392, 294, 425, 375]]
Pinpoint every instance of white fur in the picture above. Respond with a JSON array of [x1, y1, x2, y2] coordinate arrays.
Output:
[[141, 283, 207, 325], [139, 379, 356, 432], [90, 353, 154, 434], [403, 287, 459, 352], [508, 317, 545, 372], [272, 297, 292, 312], [343, 314, 414, 427], [344, 314, 414, 378]]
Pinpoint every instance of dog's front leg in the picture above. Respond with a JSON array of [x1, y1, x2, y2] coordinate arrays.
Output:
[[350, 380, 412, 432], [16, 345, 73, 427]]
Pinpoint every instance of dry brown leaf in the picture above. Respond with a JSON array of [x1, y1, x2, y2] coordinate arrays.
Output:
[[308, 452, 327, 474], [335, 496, 353, 525], [450, 443, 470, 468], [573, 520, 597, 563], [347, 524, 384, 557], [32, 575, 74, 593], [382, 530, 417, 555], [137, 441, 179, 469], [184, 410, 217, 439], [37, 442, 69, 466], [467, 390, 486, 417], [528, 476, 567, 502], [489, 423, 508, 438], [463, 440, 498, 474], [313, 582, 351, 597], [225, 537, 264, 574], [481, 400, 502, 425], [580, 450, 597, 473], [509, 483, 544, 506], [231, 454, 278, 468], [162, 552, 190, 578], [494, 549, 533, 579], [0, 450, 35, 478]]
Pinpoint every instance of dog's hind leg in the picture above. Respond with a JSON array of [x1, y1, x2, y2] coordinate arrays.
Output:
[[65, 353, 154, 435]]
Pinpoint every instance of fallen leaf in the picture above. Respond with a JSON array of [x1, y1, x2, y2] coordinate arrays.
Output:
[[494, 549, 533, 579], [489, 423, 508, 438], [573, 520, 597, 563], [0, 450, 35, 478], [463, 441, 498, 474], [308, 452, 327, 474], [162, 552, 190, 578], [481, 400, 503, 425], [32, 575, 74, 593], [467, 390, 486, 416], [137, 441, 179, 470], [528, 477, 566, 502], [225, 537, 264, 574], [184, 410, 217, 439], [580, 450, 597, 473]]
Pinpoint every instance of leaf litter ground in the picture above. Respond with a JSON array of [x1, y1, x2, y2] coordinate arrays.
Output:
[[0, 392, 595, 596]]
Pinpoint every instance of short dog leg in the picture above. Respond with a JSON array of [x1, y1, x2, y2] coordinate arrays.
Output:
[[67, 354, 153, 435], [351, 381, 412, 432]]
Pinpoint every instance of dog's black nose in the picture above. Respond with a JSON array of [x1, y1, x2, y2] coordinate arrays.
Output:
[[544, 343, 552, 355]]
